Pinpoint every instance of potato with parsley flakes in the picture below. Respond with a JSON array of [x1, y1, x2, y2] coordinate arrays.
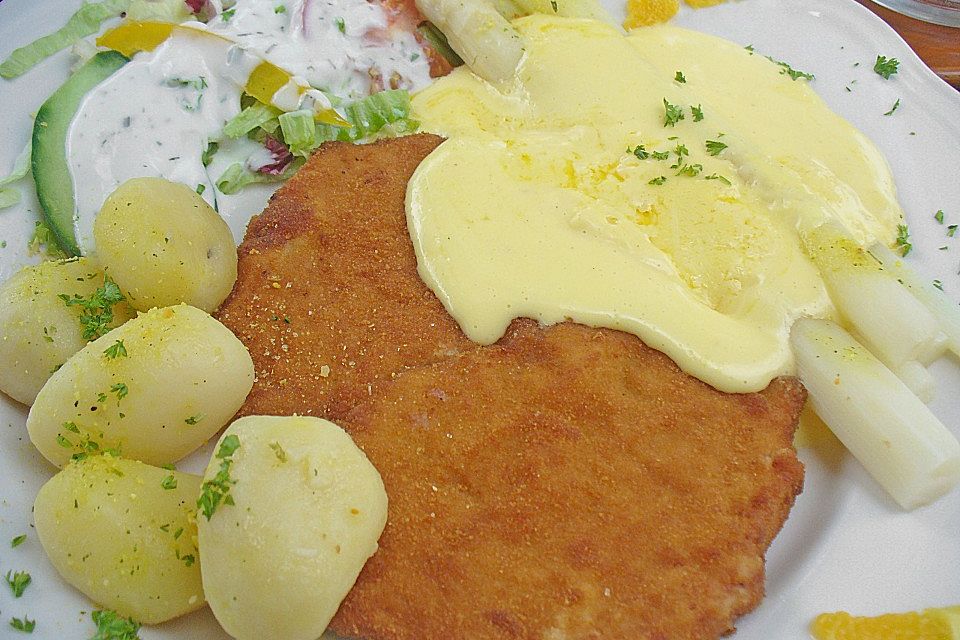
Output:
[[33, 455, 205, 623], [94, 177, 238, 313], [27, 304, 254, 467], [0, 257, 133, 405], [197, 416, 388, 640]]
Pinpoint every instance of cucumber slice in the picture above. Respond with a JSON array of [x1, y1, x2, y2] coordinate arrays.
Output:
[[32, 51, 127, 256]]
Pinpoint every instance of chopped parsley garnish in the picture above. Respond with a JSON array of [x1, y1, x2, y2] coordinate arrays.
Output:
[[705, 173, 732, 185], [90, 609, 141, 640], [61, 422, 109, 463], [161, 475, 178, 490], [674, 70, 686, 83], [9, 617, 35, 633], [690, 104, 704, 122], [103, 340, 127, 360], [274, 4, 286, 13], [269, 441, 288, 462], [335, 16, 346, 33], [184, 414, 204, 426], [883, 98, 900, 116], [59, 276, 125, 341], [110, 383, 129, 402], [161, 463, 176, 471], [5, 570, 31, 598], [935, 209, 945, 224], [11, 534, 26, 548], [648, 176, 667, 185], [676, 163, 703, 177], [705, 139, 727, 156], [201, 141, 218, 167], [895, 224, 912, 256], [775, 60, 815, 81], [220, 7, 236, 21], [198, 434, 241, 520], [219, 434, 241, 457], [651, 150, 670, 161], [662, 98, 684, 127], [746, 45, 814, 81], [175, 550, 196, 567], [874, 55, 900, 79], [671, 143, 689, 167], [630, 145, 650, 160]]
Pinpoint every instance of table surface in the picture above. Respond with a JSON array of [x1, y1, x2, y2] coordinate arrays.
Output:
[[856, 0, 960, 88]]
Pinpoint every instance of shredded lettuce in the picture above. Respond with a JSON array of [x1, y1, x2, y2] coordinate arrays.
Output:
[[342, 89, 417, 140], [0, 142, 32, 210], [0, 0, 132, 79], [28, 219, 68, 259], [0, 191, 20, 209], [277, 110, 317, 155], [218, 90, 414, 193], [126, 0, 193, 22], [215, 159, 304, 195], [223, 102, 281, 139], [308, 90, 416, 149]]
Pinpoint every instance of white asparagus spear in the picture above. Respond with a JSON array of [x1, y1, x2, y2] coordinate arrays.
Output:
[[508, 0, 617, 24], [416, 0, 525, 82], [870, 242, 960, 358], [803, 224, 947, 400], [791, 317, 960, 509]]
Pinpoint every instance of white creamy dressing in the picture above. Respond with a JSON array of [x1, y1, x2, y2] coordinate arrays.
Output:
[[67, 0, 432, 253], [207, 0, 431, 99]]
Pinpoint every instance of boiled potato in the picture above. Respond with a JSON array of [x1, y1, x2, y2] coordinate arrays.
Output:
[[34, 455, 205, 623], [94, 177, 237, 313], [0, 257, 133, 405], [27, 304, 254, 467], [197, 416, 387, 640]]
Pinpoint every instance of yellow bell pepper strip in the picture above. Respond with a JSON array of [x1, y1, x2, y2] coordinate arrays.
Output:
[[96, 20, 349, 126]]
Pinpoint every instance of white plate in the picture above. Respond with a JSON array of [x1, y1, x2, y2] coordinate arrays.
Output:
[[0, 1, 958, 638]]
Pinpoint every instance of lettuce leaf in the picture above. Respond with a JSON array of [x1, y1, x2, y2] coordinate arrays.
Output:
[[219, 90, 415, 193], [277, 110, 316, 155], [309, 89, 417, 148], [0, 142, 32, 210], [223, 102, 281, 139], [0, 0, 132, 79], [215, 159, 304, 195], [126, 0, 192, 22]]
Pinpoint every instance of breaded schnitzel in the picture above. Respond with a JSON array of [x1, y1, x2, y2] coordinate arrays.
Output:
[[332, 320, 804, 640], [217, 134, 806, 638], [216, 134, 473, 419]]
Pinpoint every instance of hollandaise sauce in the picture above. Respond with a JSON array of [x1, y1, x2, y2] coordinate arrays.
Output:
[[407, 16, 902, 393]]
